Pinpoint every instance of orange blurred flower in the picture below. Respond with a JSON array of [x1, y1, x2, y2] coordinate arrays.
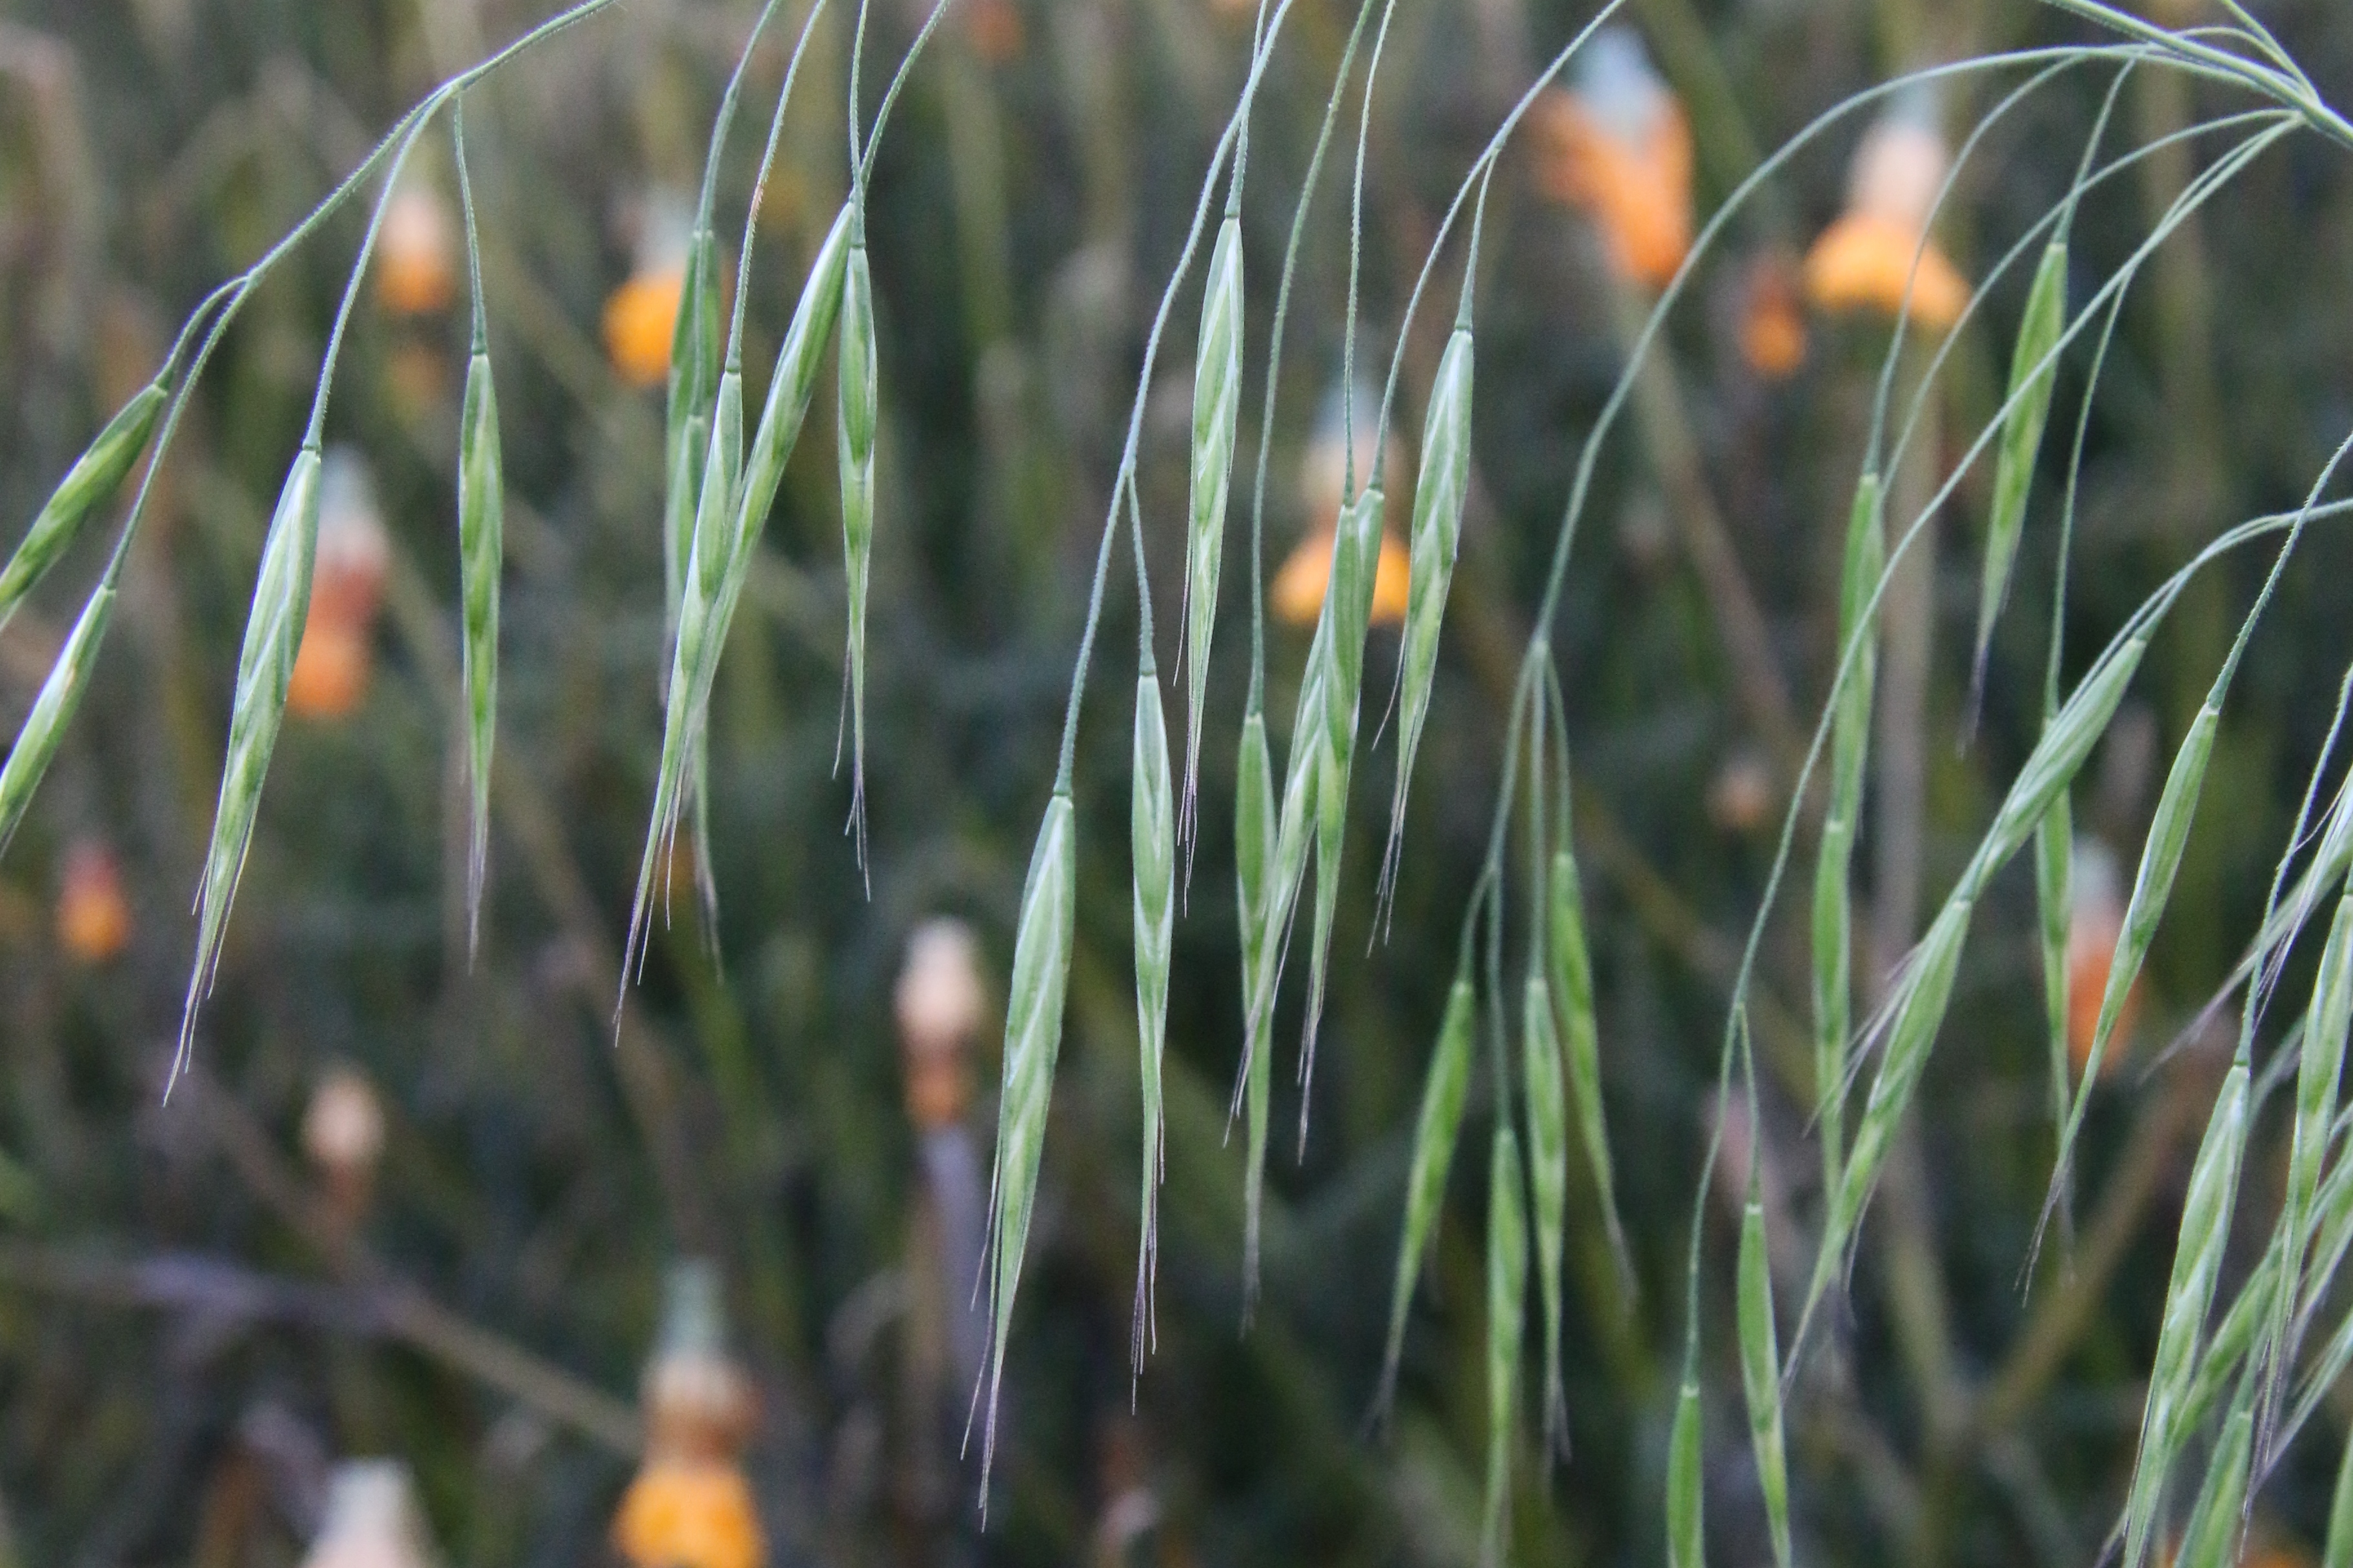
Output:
[[605, 268, 685, 389], [963, 0, 1024, 63], [1532, 29, 1693, 290], [1804, 99, 1972, 330], [289, 450, 390, 721], [2066, 839, 2139, 1078], [614, 1463, 763, 1568], [1738, 252, 1808, 379], [617, 1261, 765, 1568], [374, 181, 455, 317], [1271, 524, 1409, 628], [57, 838, 131, 963]]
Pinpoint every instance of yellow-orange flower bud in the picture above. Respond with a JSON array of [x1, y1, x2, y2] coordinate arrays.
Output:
[[1531, 29, 1693, 291], [56, 838, 131, 963]]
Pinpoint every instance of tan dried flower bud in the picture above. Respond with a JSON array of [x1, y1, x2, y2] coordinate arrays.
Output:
[[895, 918, 985, 1061], [303, 1066, 386, 1198]]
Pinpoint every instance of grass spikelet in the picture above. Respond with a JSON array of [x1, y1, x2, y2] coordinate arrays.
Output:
[[1300, 485, 1384, 1140], [453, 107, 502, 959], [1971, 238, 2068, 699], [1236, 709, 1278, 1309], [1812, 470, 1881, 1196], [2327, 1417, 2353, 1568], [1739, 1178, 1793, 1568], [1984, 624, 2150, 867], [2035, 794, 2073, 1138], [1382, 315, 1475, 883], [1131, 668, 1175, 1371], [1181, 211, 1244, 854], [0, 574, 121, 858], [1240, 670, 1321, 1133], [1377, 971, 1475, 1411], [177, 445, 325, 1080], [1550, 839, 1630, 1278], [978, 790, 1077, 1493], [1804, 892, 1973, 1333], [621, 206, 851, 996], [2121, 1058, 2249, 1568], [1666, 1370, 1704, 1568], [2176, 1390, 2254, 1568], [836, 230, 878, 859], [0, 379, 165, 638], [1520, 972, 1571, 1454], [1479, 1123, 1528, 1568], [2263, 890, 2353, 1419], [664, 226, 723, 631]]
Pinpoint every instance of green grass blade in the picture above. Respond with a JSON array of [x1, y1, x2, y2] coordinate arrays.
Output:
[[176, 446, 325, 1081], [979, 790, 1077, 1491], [1181, 214, 1244, 852], [2035, 795, 2074, 1136], [0, 381, 165, 639], [837, 237, 878, 858], [1479, 1123, 1528, 1568], [663, 228, 723, 630], [1972, 239, 2069, 693], [1377, 972, 1475, 1411], [1521, 973, 1570, 1453], [1740, 1182, 1793, 1568], [1813, 472, 1882, 1198], [1131, 670, 1175, 1371], [1383, 323, 1474, 885]]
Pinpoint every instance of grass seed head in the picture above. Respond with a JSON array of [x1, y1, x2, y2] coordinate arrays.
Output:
[[0, 379, 166, 638]]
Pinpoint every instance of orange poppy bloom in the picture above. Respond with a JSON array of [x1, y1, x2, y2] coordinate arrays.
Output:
[[1532, 31, 1693, 292], [1271, 525, 1409, 628], [374, 185, 455, 317], [57, 839, 131, 963], [1804, 101, 1971, 330], [1739, 252, 1808, 379], [613, 1462, 764, 1568], [605, 268, 685, 390]]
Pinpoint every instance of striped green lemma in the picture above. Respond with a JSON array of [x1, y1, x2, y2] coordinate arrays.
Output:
[[0, 378, 166, 638], [837, 228, 879, 848], [2034, 794, 2073, 1137], [980, 790, 1077, 1488], [0, 574, 121, 858], [1812, 472, 1881, 1197], [1479, 1123, 1528, 1568], [1236, 708, 1278, 1307], [457, 348, 503, 956], [664, 225, 724, 637], [1739, 1180, 1793, 1568], [1377, 972, 1475, 1406], [1131, 667, 1175, 1369], [453, 103, 503, 959], [2121, 1058, 2250, 1568], [1972, 239, 2068, 692], [2175, 1389, 2255, 1568], [177, 445, 325, 1079], [2327, 1414, 2353, 1568], [2260, 892, 2353, 1425], [1302, 485, 1385, 1131], [622, 205, 852, 989], [1520, 973, 1570, 1452], [1181, 211, 1244, 847], [1384, 313, 1474, 876], [1549, 838, 1629, 1275], [1666, 1369, 1705, 1568]]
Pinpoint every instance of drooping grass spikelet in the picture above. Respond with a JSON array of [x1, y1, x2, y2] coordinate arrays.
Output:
[[2035, 794, 2073, 1131], [1130, 668, 1175, 1372], [2327, 1416, 2353, 1568], [177, 446, 325, 1080], [2262, 890, 2353, 1421], [1236, 708, 1278, 1309], [978, 790, 1077, 1491], [2175, 1390, 2255, 1568], [453, 105, 502, 960], [2120, 1059, 2250, 1568], [0, 575, 121, 858], [1377, 971, 1475, 1410], [1666, 1371, 1704, 1568], [1812, 471, 1881, 1197], [1300, 485, 1384, 1140], [1739, 1179, 1794, 1568], [1181, 210, 1244, 856], [1971, 237, 2068, 699], [0, 379, 166, 638], [1478, 1123, 1528, 1568], [1382, 312, 1474, 885], [664, 226, 723, 634], [836, 230, 878, 860], [1520, 972, 1570, 1454], [1550, 838, 1630, 1277]]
